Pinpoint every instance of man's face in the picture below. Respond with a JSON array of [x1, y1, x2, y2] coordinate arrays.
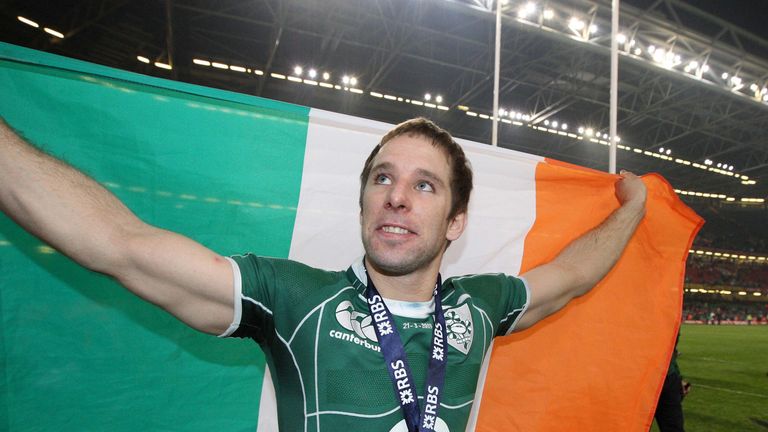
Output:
[[360, 134, 466, 276]]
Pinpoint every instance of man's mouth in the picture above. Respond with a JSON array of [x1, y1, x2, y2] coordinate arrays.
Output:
[[381, 225, 413, 235]]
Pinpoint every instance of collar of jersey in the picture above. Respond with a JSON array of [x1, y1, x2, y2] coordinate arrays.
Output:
[[347, 257, 435, 319]]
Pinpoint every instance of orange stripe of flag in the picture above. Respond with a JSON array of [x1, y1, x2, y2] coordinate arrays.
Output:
[[475, 159, 703, 431]]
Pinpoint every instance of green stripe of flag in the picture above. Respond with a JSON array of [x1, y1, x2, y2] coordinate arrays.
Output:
[[0, 42, 309, 431]]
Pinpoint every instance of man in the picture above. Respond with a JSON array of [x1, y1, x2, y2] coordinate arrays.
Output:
[[0, 117, 646, 431]]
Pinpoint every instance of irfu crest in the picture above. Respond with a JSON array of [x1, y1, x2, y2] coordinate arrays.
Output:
[[444, 304, 473, 355]]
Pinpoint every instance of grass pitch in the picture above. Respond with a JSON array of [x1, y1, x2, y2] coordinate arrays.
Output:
[[651, 324, 768, 431]]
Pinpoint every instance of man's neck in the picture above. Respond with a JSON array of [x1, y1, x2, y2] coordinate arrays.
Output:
[[364, 257, 440, 302]]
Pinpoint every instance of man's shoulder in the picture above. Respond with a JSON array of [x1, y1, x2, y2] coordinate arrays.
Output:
[[229, 253, 349, 288], [445, 272, 517, 287]]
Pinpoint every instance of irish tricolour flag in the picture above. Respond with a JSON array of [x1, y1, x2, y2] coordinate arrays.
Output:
[[0, 42, 701, 431]]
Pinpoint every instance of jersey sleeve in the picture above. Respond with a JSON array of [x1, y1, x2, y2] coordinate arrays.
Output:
[[496, 276, 530, 336], [217, 254, 279, 343]]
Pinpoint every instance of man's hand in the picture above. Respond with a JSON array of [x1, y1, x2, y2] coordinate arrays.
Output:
[[681, 380, 691, 398], [616, 170, 647, 209]]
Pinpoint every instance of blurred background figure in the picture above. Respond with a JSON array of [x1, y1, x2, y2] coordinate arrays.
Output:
[[654, 332, 691, 432]]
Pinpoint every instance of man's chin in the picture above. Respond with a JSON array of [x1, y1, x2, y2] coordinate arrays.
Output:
[[365, 252, 431, 277]]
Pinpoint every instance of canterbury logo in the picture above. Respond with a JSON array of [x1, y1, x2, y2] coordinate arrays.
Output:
[[334, 300, 378, 342]]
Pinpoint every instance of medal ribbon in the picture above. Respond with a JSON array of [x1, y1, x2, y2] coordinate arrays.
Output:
[[364, 265, 447, 432]]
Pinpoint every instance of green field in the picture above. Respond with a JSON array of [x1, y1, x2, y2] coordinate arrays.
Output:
[[651, 324, 768, 431]]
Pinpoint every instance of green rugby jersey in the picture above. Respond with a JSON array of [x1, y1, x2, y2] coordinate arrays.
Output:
[[221, 255, 529, 431]]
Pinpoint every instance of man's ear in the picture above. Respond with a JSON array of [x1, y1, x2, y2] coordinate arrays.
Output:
[[446, 212, 467, 242]]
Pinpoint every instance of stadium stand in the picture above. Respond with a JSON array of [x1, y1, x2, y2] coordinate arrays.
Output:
[[683, 202, 767, 324]]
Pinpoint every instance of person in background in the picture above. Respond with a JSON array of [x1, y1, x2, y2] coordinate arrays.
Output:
[[654, 332, 691, 432]]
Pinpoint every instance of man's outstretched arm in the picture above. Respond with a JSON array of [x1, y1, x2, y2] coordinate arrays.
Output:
[[515, 171, 647, 330], [0, 118, 234, 335]]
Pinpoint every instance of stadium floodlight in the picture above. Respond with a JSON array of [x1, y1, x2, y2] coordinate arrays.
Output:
[[308, 69, 317, 78], [578, 127, 585, 134], [229, 65, 246, 72], [648, 45, 656, 54], [322, 72, 330, 80], [589, 24, 598, 34], [17, 16, 39, 28], [543, 9, 554, 19], [721, 72, 729, 79], [293, 66, 302, 76], [750, 83, 759, 92], [561, 123, 568, 130], [517, 2, 536, 19], [616, 34, 627, 44], [342, 75, 350, 85], [544, 119, 550, 126], [424, 93, 432, 101], [666, 149, 671, 155], [44, 27, 64, 39], [633, 48, 642, 56], [522, 114, 530, 121], [193, 59, 210, 66], [435, 95, 443, 103], [350, 77, 358, 86], [551, 121, 558, 128], [659, 147, 665, 153], [212, 62, 228, 69], [137, 55, 150, 64], [154, 62, 172, 70], [568, 17, 585, 32], [585, 128, 594, 136]]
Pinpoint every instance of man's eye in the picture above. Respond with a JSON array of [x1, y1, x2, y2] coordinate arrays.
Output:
[[416, 181, 434, 192], [375, 174, 391, 185]]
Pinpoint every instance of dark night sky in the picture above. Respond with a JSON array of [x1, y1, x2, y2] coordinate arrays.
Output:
[[624, 0, 768, 39], [684, 0, 767, 38]]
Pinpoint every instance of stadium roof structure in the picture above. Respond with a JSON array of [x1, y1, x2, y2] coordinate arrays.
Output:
[[2, 0, 767, 211]]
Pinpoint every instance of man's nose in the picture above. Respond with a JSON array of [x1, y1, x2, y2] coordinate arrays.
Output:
[[385, 182, 410, 210]]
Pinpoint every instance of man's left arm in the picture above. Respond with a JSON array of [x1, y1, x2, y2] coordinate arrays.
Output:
[[515, 171, 647, 331]]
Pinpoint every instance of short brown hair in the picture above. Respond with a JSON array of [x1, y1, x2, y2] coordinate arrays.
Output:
[[359, 117, 473, 220]]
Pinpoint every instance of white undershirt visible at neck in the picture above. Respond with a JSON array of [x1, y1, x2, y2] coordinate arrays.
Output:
[[383, 297, 434, 319]]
